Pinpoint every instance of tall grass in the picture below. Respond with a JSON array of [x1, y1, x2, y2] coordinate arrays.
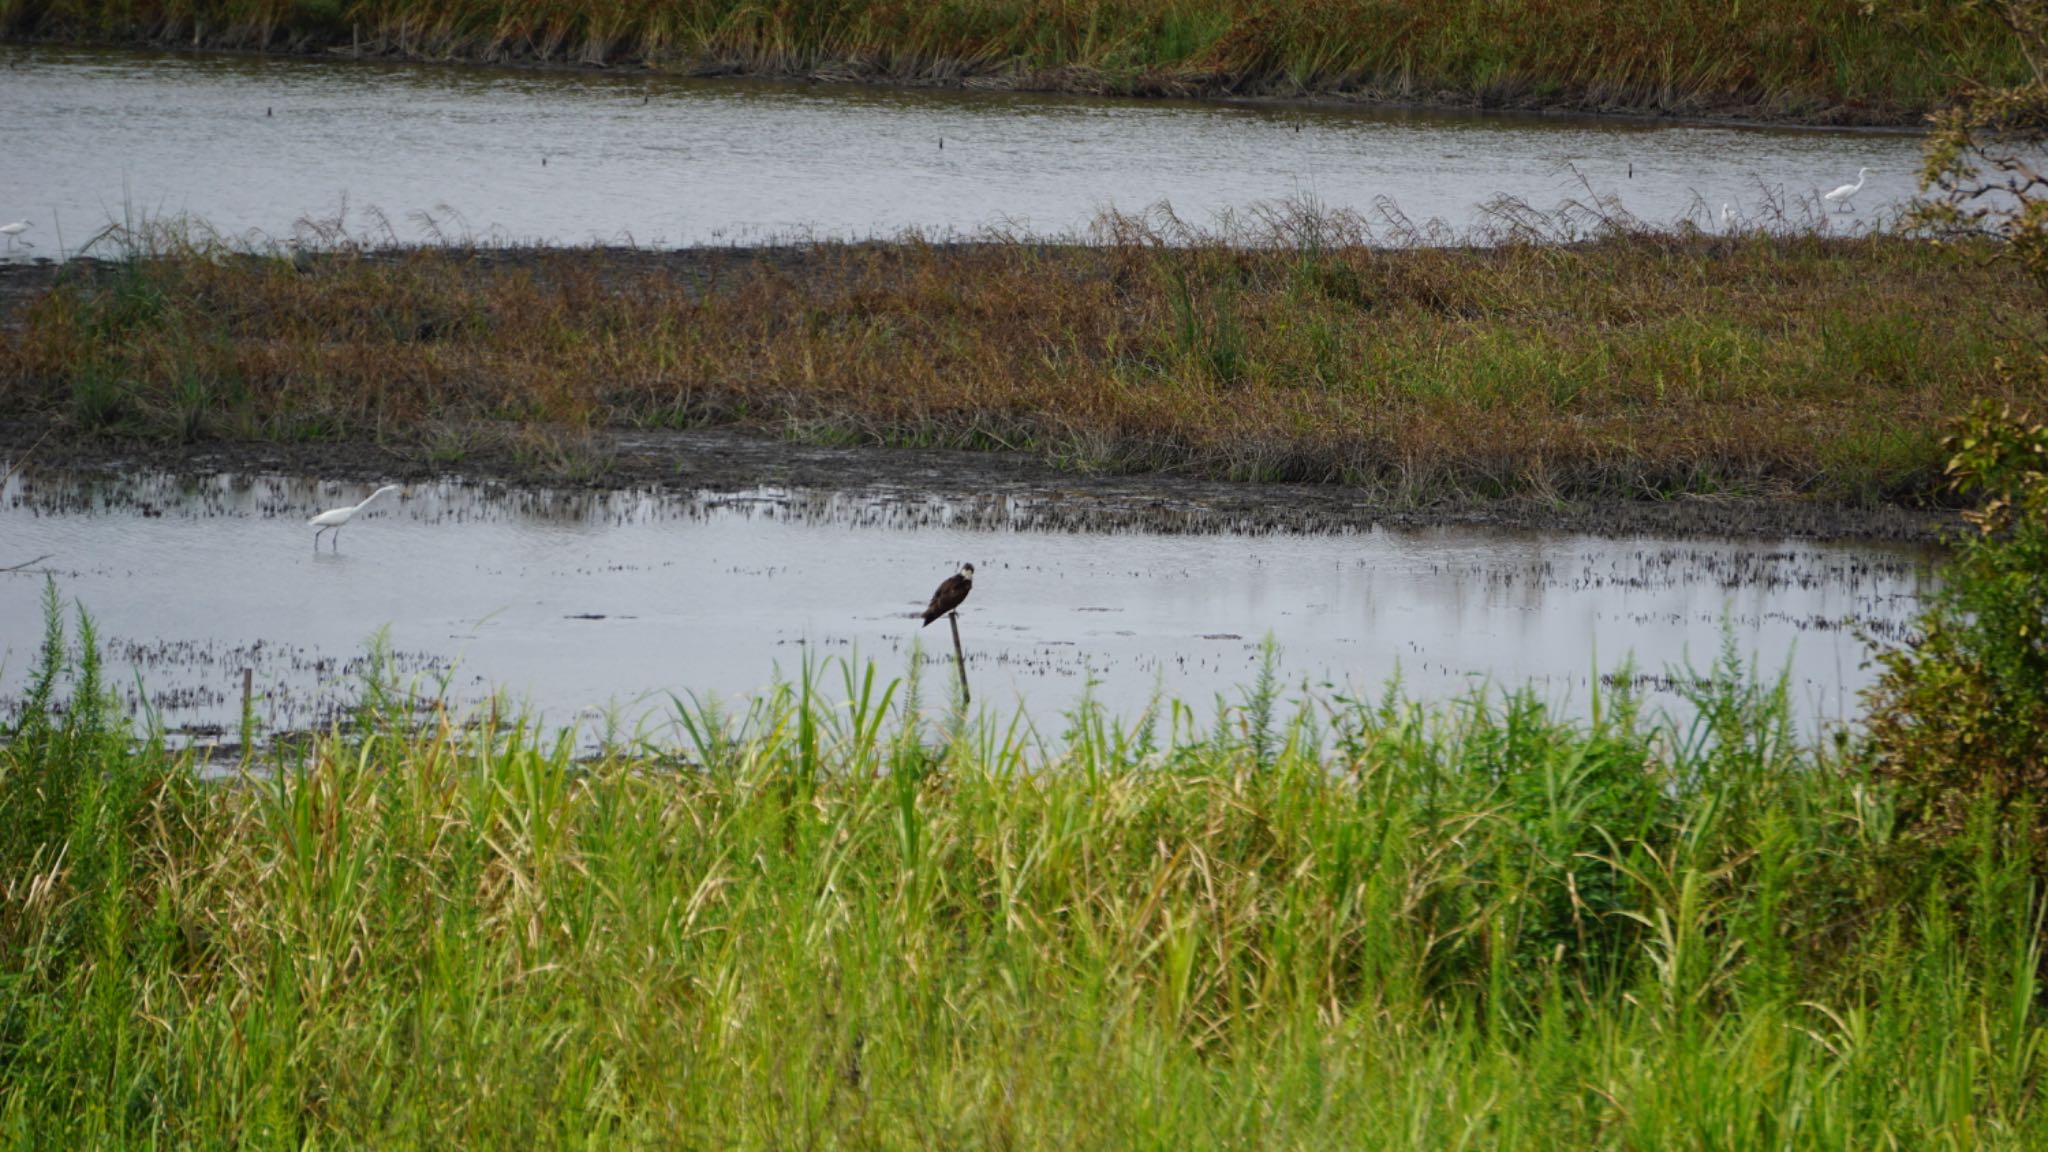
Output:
[[2, 0, 2030, 122], [4, 214, 2042, 504], [2, 585, 2046, 1144]]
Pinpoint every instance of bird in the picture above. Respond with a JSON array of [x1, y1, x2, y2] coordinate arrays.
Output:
[[0, 221, 30, 253], [1823, 167, 1871, 213], [1721, 202, 1736, 230], [309, 485, 399, 551], [920, 563, 974, 626]]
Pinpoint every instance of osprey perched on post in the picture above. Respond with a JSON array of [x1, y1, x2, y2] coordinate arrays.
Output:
[[921, 564, 974, 626]]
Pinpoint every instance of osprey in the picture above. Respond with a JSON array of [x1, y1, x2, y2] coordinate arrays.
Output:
[[921, 564, 974, 626]]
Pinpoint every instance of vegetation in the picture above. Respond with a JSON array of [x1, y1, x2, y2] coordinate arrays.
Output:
[[5, 213, 2044, 505], [0, 0, 2031, 123], [1, 394, 2043, 1151], [2, 559, 2047, 1144], [1868, 398, 2048, 852], [1872, 2, 2048, 849], [1917, 0, 2048, 289]]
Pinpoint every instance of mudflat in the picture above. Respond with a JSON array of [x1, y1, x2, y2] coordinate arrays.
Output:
[[0, 418, 1947, 542]]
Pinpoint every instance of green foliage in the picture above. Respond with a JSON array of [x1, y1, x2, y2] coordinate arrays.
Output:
[[1866, 399, 2048, 851], [1, 580, 118, 879], [2, 602, 2045, 1144], [0, 579, 185, 992]]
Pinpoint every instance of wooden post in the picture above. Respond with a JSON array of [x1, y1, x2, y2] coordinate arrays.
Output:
[[948, 613, 970, 706], [239, 667, 255, 764]]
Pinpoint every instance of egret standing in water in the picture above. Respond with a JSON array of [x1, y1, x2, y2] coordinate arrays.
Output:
[[0, 221, 30, 253], [1823, 168, 1871, 213], [309, 485, 399, 551]]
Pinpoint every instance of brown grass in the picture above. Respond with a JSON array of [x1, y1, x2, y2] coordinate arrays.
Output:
[[2, 220, 2040, 505]]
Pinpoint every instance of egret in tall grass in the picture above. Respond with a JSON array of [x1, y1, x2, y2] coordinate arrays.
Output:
[[309, 485, 399, 551], [1721, 203, 1736, 230], [1823, 168, 1871, 213], [0, 221, 30, 253]]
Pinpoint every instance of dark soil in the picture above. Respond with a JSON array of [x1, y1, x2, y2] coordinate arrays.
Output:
[[0, 417, 1950, 544]]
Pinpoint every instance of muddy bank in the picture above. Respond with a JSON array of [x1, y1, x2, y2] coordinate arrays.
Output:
[[0, 419, 1950, 543]]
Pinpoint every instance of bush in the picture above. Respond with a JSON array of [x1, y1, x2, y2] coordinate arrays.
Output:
[[1865, 398, 2048, 849]]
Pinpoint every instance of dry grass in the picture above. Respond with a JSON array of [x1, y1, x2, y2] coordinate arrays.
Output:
[[5, 0, 2031, 123], [2, 212, 2041, 504]]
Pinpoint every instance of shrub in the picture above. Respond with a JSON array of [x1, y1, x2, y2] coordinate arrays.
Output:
[[1865, 398, 2048, 850]]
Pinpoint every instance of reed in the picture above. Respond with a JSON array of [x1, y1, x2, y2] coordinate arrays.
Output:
[[3, 211, 2040, 506], [3, 583, 2045, 1145], [2, 0, 2030, 123]]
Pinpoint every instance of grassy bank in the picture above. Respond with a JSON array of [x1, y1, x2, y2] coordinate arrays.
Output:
[[3, 223, 2043, 506], [2, 0, 2031, 123], [3, 583, 2046, 1146]]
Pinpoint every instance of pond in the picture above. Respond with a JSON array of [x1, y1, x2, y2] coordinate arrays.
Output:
[[0, 468, 1929, 743]]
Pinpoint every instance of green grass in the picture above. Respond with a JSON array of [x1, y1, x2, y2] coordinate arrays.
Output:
[[4, 582, 2046, 1146], [4, 219, 2043, 506], [2, 0, 2029, 123]]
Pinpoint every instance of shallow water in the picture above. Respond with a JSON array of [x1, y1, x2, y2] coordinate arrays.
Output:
[[1, 45, 1920, 254], [0, 469, 1929, 742]]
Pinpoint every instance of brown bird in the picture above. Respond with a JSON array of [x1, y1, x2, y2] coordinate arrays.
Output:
[[921, 564, 974, 626]]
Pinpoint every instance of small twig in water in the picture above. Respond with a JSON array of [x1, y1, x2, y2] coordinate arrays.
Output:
[[1, 554, 53, 573]]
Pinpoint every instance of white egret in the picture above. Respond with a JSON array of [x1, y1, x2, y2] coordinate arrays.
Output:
[[1823, 167, 1871, 213], [309, 485, 399, 551], [0, 221, 30, 253], [1721, 203, 1736, 230]]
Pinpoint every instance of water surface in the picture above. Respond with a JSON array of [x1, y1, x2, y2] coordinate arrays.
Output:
[[1, 45, 1921, 253], [0, 469, 1928, 741]]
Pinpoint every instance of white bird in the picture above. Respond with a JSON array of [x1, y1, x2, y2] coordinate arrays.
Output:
[[309, 485, 399, 551], [1721, 203, 1736, 230], [1823, 168, 1871, 213], [0, 221, 30, 253]]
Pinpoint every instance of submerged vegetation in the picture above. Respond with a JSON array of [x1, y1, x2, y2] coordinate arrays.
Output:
[[0, 0, 2032, 123], [2, 209, 2043, 506]]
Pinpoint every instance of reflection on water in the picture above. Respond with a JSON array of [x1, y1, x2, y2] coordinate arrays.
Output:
[[1, 45, 1923, 253], [0, 468, 1931, 742]]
